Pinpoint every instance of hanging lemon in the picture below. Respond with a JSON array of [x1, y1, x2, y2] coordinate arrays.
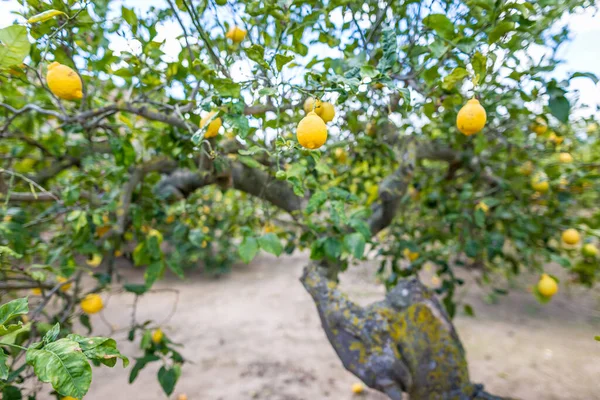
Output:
[[200, 111, 222, 138], [456, 99, 486, 135], [46, 62, 83, 100], [296, 111, 327, 149], [226, 26, 247, 43]]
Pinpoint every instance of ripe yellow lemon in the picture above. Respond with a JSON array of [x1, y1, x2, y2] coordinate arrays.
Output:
[[63, 397, 79, 400], [80, 293, 103, 314], [561, 228, 580, 245], [226, 26, 247, 43], [351, 382, 364, 394], [86, 254, 102, 268], [296, 111, 327, 149], [319, 102, 335, 123], [537, 274, 558, 297], [46, 62, 83, 100], [31, 288, 42, 296], [57, 276, 71, 292], [177, 394, 188, 400], [303, 97, 323, 115], [519, 161, 533, 176], [264, 223, 275, 233], [334, 148, 347, 163], [582, 243, 598, 257], [558, 152, 573, 163], [166, 215, 176, 224], [200, 111, 222, 138], [531, 118, 547, 135], [403, 248, 419, 262], [476, 201, 489, 214], [456, 99, 486, 135], [152, 328, 164, 344], [531, 174, 549, 193], [548, 132, 564, 144]]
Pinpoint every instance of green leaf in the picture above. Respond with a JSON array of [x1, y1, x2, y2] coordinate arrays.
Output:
[[0, 298, 28, 326], [213, 78, 241, 98], [548, 95, 570, 123], [121, 7, 138, 33], [239, 236, 259, 263], [442, 67, 469, 90], [377, 26, 397, 73], [274, 54, 293, 72], [245, 44, 269, 68], [43, 323, 60, 345], [359, 65, 379, 79], [145, 261, 165, 288], [0, 349, 8, 380], [27, 9, 67, 23], [67, 334, 129, 368], [0, 246, 22, 258], [123, 283, 148, 295], [0, 25, 31, 68], [26, 338, 92, 399], [323, 237, 342, 260], [258, 233, 283, 256], [464, 304, 475, 317], [474, 208, 485, 228], [343, 233, 366, 259], [0, 323, 22, 337], [306, 191, 327, 214], [129, 354, 159, 383], [488, 21, 515, 44], [570, 72, 598, 84], [471, 52, 487, 85], [349, 218, 372, 239], [158, 366, 178, 396], [423, 14, 455, 40], [1, 386, 21, 400], [79, 314, 92, 334]]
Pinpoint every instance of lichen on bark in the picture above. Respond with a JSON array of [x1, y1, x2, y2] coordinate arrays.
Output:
[[301, 263, 507, 400]]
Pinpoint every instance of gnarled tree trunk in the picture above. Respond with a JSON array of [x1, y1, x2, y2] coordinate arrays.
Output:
[[301, 264, 508, 400]]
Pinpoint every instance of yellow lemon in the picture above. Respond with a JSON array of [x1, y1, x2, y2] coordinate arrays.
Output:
[[531, 118, 547, 135], [403, 248, 419, 262], [201, 226, 209, 234], [303, 97, 323, 115], [114, 249, 123, 257], [57, 276, 72, 292], [531, 174, 549, 193], [561, 228, 580, 245], [177, 395, 188, 400], [334, 148, 347, 163], [226, 26, 247, 43], [152, 328, 164, 344], [548, 132, 564, 144], [166, 215, 176, 224], [582, 243, 599, 257], [351, 382, 364, 394], [319, 102, 335, 123], [476, 201, 489, 214], [537, 274, 558, 297], [200, 111, 222, 138], [80, 293, 103, 314], [296, 111, 327, 149], [86, 254, 102, 268], [62, 397, 79, 400], [456, 99, 486, 135], [46, 62, 83, 100], [201, 240, 208, 248], [264, 223, 275, 233], [519, 161, 533, 176], [558, 152, 573, 163], [31, 287, 42, 296]]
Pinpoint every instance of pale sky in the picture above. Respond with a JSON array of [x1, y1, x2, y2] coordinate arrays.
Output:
[[1, 0, 599, 117]]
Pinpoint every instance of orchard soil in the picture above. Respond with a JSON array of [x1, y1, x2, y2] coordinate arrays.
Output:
[[62, 254, 600, 400]]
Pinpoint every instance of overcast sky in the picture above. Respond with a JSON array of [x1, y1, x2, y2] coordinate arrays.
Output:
[[1, 0, 598, 116]]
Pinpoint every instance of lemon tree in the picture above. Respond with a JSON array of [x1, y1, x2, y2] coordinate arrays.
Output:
[[1, 0, 599, 399]]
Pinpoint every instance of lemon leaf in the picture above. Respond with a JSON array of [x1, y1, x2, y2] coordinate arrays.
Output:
[[442, 67, 469, 90], [0, 298, 28, 326], [67, 334, 129, 368], [239, 236, 259, 263], [423, 14, 455, 40], [27, 10, 67, 24], [258, 233, 283, 256], [0, 25, 31, 68], [274, 54, 293, 72], [26, 338, 92, 399], [488, 21, 515, 44]]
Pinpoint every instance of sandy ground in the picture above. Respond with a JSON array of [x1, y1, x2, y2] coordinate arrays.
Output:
[[49, 254, 600, 400]]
